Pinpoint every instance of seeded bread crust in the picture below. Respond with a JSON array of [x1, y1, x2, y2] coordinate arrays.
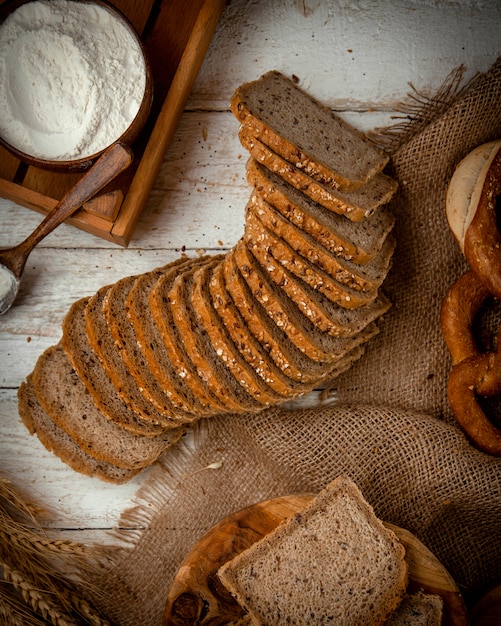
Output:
[[246, 157, 396, 264], [31, 344, 184, 470], [233, 240, 379, 363], [126, 257, 216, 418], [244, 209, 378, 308], [154, 256, 266, 413], [208, 261, 315, 398], [246, 229, 391, 337], [192, 261, 285, 406], [86, 283, 181, 429], [247, 193, 396, 293], [62, 297, 164, 437], [18, 377, 140, 484], [231, 70, 390, 192], [239, 127, 396, 222], [218, 476, 408, 626]]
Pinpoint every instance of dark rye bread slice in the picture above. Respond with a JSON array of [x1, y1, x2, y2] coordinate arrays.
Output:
[[246, 157, 395, 264], [240, 127, 396, 222], [85, 283, 182, 430], [31, 344, 184, 470], [247, 193, 396, 293], [231, 70, 390, 191], [152, 255, 265, 414], [244, 209, 378, 309], [233, 240, 379, 362], [191, 261, 286, 406], [18, 377, 139, 484], [208, 261, 317, 398], [123, 257, 216, 419], [217, 475, 408, 626], [62, 297, 164, 437], [247, 231, 391, 337]]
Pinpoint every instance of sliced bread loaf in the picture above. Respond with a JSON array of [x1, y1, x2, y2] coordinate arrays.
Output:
[[239, 127, 396, 222], [385, 592, 443, 625], [152, 255, 266, 414], [191, 261, 285, 406], [246, 157, 395, 264], [86, 283, 182, 429], [217, 475, 408, 626], [244, 208, 379, 308], [231, 70, 390, 191], [124, 257, 217, 418], [62, 297, 164, 437], [31, 344, 185, 470], [247, 192, 396, 293], [18, 377, 140, 484]]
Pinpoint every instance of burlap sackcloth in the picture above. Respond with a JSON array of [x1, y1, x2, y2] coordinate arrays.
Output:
[[84, 58, 501, 625]]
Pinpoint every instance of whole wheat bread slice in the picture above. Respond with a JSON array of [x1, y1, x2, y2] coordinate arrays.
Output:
[[231, 70, 390, 192], [62, 297, 164, 437], [246, 157, 395, 263], [18, 377, 140, 484], [124, 257, 217, 419], [239, 127, 396, 222], [86, 283, 182, 429], [385, 592, 443, 625], [247, 192, 396, 292], [244, 209, 379, 308], [152, 255, 265, 414], [218, 475, 408, 626], [31, 344, 184, 470]]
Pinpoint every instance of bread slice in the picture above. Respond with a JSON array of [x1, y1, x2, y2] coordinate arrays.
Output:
[[231, 70, 390, 192], [246, 157, 395, 264], [233, 239, 379, 362], [191, 261, 285, 406], [62, 297, 164, 437], [244, 208, 379, 309], [247, 231, 391, 337], [85, 283, 182, 429], [151, 255, 264, 414], [208, 261, 317, 398], [124, 257, 217, 419], [218, 475, 408, 626], [31, 344, 184, 470], [385, 592, 443, 625], [18, 377, 140, 484], [247, 192, 396, 292]]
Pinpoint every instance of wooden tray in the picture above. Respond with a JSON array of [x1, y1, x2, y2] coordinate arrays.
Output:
[[163, 494, 469, 626], [0, 0, 227, 245]]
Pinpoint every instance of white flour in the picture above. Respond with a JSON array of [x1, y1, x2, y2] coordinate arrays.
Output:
[[0, 0, 146, 160]]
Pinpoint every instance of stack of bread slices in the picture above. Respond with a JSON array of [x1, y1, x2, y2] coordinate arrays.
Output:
[[18, 71, 398, 483]]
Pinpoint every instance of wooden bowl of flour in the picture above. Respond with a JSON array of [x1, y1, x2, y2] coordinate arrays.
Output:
[[0, 0, 153, 171]]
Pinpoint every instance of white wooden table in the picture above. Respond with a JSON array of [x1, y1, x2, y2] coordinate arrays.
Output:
[[0, 0, 499, 543]]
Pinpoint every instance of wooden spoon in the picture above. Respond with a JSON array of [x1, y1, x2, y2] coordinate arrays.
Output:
[[0, 143, 133, 315]]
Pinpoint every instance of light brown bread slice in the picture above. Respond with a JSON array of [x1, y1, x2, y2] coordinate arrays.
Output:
[[246, 157, 395, 264], [86, 283, 182, 429], [240, 127, 396, 222], [247, 231, 391, 337], [31, 344, 184, 470], [233, 240, 379, 362], [191, 261, 285, 406], [218, 475, 408, 626], [124, 257, 216, 419], [62, 297, 164, 437], [244, 209, 379, 309], [152, 255, 264, 414], [18, 377, 140, 484], [231, 70, 390, 191], [247, 192, 396, 292], [208, 261, 317, 398], [385, 592, 443, 625]]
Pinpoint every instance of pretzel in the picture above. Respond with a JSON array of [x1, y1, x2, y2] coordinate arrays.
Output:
[[441, 140, 501, 456]]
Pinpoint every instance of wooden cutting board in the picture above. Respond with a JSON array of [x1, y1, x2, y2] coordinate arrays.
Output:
[[163, 494, 468, 625]]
